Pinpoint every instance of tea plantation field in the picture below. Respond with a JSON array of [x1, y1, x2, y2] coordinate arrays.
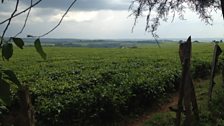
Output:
[[0, 43, 221, 125]]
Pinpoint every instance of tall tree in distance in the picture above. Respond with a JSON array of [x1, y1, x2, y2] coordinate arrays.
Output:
[[130, 0, 224, 37]]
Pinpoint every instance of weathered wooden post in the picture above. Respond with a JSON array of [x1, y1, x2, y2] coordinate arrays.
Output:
[[16, 86, 36, 126], [222, 65, 224, 88], [170, 36, 199, 126], [208, 44, 222, 102], [0, 86, 35, 126]]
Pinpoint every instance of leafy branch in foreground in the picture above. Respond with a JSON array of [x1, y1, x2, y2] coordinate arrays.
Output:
[[0, 1, 78, 124], [0, 0, 77, 60], [130, 0, 224, 37], [0, 68, 21, 105], [0, 0, 19, 46]]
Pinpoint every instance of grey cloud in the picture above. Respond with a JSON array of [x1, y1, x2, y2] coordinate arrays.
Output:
[[21, 0, 131, 11], [74, 0, 131, 11], [0, 0, 132, 23], [0, 1, 19, 12]]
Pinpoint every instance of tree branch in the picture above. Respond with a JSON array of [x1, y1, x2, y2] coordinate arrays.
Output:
[[36, 0, 77, 38], [130, 0, 222, 39], [0, 0, 42, 25], [0, 0, 19, 45], [221, 0, 224, 19], [14, 0, 33, 38]]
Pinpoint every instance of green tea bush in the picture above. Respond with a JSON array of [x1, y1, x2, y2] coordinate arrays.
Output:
[[191, 59, 211, 79], [0, 44, 216, 125]]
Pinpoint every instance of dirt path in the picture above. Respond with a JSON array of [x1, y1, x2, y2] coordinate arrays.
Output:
[[126, 79, 204, 126], [127, 93, 179, 126]]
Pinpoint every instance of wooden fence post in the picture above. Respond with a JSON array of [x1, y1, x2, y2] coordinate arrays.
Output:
[[171, 36, 199, 126], [0, 86, 35, 126], [208, 44, 222, 102], [222, 65, 224, 88], [16, 86, 35, 126]]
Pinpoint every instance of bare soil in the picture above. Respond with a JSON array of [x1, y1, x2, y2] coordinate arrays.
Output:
[[126, 93, 179, 126]]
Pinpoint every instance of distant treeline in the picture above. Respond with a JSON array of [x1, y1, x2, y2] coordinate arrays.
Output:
[[54, 43, 138, 48], [22, 38, 177, 48]]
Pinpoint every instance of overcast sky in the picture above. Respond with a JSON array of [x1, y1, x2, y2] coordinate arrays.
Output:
[[0, 0, 224, 39]]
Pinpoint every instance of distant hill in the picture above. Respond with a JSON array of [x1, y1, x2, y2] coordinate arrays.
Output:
[[6, 37, 223, 48]]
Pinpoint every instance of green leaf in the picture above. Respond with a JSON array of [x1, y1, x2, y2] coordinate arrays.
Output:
[[34, 39, 47, 60], [0, 79, 11, 105], [2, 43, 13, 61], [3, 70, 21, 87], [12, 37, 24, 49]]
